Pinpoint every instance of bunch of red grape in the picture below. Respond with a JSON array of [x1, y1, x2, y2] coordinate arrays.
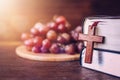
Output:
[[21, 16, 83, 55]]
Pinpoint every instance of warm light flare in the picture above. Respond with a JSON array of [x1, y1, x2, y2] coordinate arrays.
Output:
[[0, 0, 15, 11]]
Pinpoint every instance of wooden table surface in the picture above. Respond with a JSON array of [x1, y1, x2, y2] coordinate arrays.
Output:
[[0, 42, 119, 80]]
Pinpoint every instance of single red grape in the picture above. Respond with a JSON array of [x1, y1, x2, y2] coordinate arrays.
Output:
[[59, 46, 65, 53], [65, 44, 75, 55], [21, 33, 32, 41], [24, 38, 34, 47], [38, 25, 50, 35], [65, 22, 72, 31], [30, 27, 39, 36], [57, 35, 66, 44], [57, 24, 66, 32], [55, 16, 66, 25], [77, 42, 84, 52], [41, 46, 49, 53], [49, 43, 60, 53], [71, 30, 79, 40], [32, 46, 41, 53], [42, 39, 51, 49], [74, 26, 82, 33], [47, 22, 58, 31], [61, 33, 71, 44], [33, 36, 43, 46], [46, 30, 57, 41], [34, 23, 44, 30]]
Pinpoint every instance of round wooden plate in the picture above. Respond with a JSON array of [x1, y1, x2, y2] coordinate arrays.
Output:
[[16, 45, 80, 61]]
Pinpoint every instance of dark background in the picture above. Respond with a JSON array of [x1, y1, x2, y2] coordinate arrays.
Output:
[[0, 0, 120, 41]]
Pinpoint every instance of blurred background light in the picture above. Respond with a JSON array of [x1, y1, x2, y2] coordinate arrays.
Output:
[[0, 0, 93, 41]]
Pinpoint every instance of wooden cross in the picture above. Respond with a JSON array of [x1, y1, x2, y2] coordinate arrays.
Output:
[[79, 22, 104, 63]]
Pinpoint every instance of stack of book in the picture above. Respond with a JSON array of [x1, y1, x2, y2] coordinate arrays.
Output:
[[81, 16, 120, 77]]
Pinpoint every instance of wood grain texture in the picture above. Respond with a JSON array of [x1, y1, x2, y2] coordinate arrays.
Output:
[[0, 42, 119, 80], [16, 45, 80, 61]]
